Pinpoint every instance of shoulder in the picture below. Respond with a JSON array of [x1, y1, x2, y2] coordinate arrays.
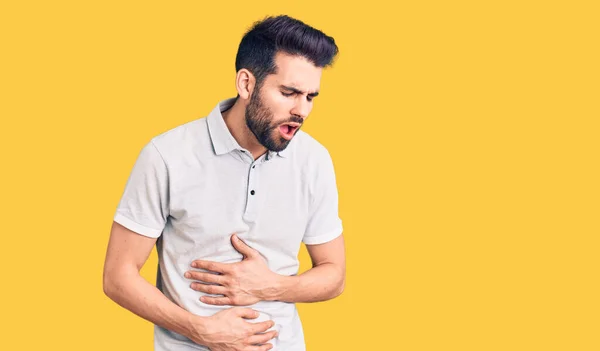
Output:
[[147, 118, 211, 163], [151, 118, 207, 148], [291, 130, 336, 182], [292, 130, 332, 162]]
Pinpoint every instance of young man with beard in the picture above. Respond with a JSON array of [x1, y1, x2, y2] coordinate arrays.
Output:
[[103, 15, 345, 351]]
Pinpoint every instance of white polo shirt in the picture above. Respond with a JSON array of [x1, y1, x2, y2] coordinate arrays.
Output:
[[113, 97, 343, 351]]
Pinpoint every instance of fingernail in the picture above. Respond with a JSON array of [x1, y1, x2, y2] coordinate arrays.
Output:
[[191, 262, 197, 268], [184, 272, 191, 278]]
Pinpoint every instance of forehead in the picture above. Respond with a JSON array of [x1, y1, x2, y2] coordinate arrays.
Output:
[[266, 51, 322, 93]]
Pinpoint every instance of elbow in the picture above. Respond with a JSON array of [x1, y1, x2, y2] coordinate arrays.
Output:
[[103, 271, 114, 298], [332, 271, 346, 299], [335, 279, 345, 298], [103, 265, 138, 300], [103, 267, 119, 300]]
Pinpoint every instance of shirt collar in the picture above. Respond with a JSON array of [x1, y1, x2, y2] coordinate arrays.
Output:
[[206, 97, 289, 158]]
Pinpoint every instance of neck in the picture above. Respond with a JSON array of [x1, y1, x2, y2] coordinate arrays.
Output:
[[222, 98, 267, 160]]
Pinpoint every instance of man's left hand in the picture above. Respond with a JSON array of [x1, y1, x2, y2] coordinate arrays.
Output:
[[185, 234, 281, 306]]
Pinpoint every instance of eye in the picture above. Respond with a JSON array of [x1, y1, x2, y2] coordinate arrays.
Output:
[[307, 96, 314, 102], [281, 91, 294, 97]]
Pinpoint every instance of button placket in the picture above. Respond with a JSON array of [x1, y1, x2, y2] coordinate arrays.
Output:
[[243, 155, 271, 223], [243, 161, 257, 221]]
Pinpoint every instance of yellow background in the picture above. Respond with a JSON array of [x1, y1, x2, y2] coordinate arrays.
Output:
[[1, 1, 598, 350]]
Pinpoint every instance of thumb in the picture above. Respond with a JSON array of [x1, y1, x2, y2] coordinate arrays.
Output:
[[231, 234, 257, 259]]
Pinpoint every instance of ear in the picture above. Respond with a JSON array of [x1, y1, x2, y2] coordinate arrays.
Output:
[[235, 69, 255, 100]]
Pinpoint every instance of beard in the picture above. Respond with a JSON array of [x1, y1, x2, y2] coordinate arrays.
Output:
[[245, 87, 303, 152]]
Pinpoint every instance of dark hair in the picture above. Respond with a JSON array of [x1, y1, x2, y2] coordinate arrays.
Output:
[[235, 15, 339, 91]]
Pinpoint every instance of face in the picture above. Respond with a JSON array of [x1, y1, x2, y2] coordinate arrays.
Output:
[[245, 52, 323, 152]]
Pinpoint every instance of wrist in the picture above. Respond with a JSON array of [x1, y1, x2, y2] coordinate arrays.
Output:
[[185, 314, 209, 343], [262, 274, 293, 301]]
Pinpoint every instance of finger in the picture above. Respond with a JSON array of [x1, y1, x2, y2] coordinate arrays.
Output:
[[235, 308, 260, 319], [246, 330, 278, 345], [248, 320, 275, 334], [231, 234, 258, 259], [190, 260, 231, 274], [191, 283, 228, 295], [185, 271, 227, 285], [200, 295, 233, 306]]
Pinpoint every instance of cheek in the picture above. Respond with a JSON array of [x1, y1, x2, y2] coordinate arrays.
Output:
[[272, 93, 292, 110], [262, 90, 292, 121], [263, 88, 283, 104], [270, 100, 292, 120]]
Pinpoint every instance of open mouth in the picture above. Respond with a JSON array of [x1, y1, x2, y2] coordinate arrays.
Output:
[[278, 123, 300, 140]]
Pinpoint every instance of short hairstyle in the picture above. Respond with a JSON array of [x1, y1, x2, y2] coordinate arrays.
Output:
[[235, 15, 339, 90]]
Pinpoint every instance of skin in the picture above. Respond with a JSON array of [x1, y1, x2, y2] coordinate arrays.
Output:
[[103, 51, 345, 351], [222, 51, 322, 160], [187, 233, 345, 305]]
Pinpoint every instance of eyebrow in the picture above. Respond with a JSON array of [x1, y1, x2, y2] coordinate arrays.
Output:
[[279, 85, 320, 97]]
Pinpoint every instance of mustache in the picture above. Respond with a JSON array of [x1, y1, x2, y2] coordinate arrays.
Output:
[[277, 116, 304, 126]]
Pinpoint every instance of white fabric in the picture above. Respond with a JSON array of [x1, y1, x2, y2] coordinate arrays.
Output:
[[113, 97, 343, 350]]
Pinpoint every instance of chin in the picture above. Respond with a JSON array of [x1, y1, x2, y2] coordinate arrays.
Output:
[[265, 139, 289, 152]]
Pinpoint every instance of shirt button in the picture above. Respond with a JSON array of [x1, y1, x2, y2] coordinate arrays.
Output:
[[252, 165, 256, 169], [250, 190, 255, 195]]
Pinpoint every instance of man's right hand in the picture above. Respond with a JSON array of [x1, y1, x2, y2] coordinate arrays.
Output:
[[188, 307, 278, 351]]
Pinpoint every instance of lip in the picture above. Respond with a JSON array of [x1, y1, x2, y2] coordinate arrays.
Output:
[[279, 123, 300, 140]]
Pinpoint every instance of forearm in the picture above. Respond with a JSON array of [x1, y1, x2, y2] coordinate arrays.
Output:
[[104, 270, 204, 339], [266, 263, 345, 303]]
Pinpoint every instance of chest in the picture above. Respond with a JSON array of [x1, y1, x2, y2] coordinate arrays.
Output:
[[166, 158, 310, 257]]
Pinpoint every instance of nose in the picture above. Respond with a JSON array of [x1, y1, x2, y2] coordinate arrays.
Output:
[[290, 97, 312, 119]]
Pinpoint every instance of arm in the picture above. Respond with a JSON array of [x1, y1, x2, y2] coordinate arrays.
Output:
[[268, 234, 346, 303], [188, 234, 345, 304], [103, 221, 276, 349], [109, 140, 275, 349], [103, 221, 203, 338]]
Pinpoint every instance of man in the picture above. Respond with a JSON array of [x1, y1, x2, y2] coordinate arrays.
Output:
[[103, 15, 345, 351]]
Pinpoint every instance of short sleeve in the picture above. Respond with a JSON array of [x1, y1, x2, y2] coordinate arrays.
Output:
[[113, 140, 169, 238], [302, 148, 343, 245]]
